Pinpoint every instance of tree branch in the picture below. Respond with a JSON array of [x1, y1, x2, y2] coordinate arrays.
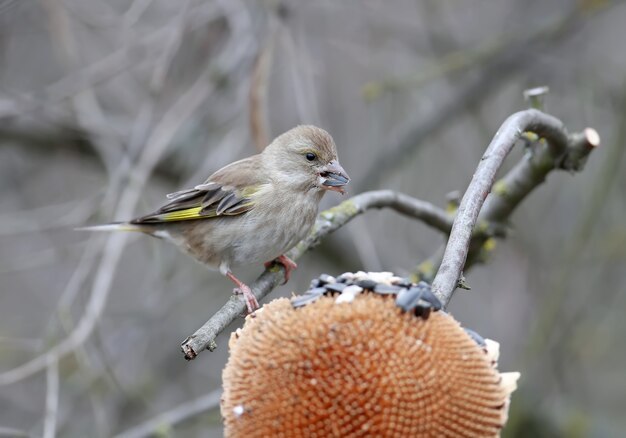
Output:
[[181, 110, 598, 360], [180, 190, 451, 359], [431, 110, 600, 306]]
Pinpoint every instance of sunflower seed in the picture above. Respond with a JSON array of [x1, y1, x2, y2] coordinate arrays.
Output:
[[373, 284, 402, 294], [356, 279, 377, 290], [325, 282, 347, 293]]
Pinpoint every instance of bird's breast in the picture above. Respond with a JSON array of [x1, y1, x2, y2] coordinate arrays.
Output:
[[228, 190, 320, 266]]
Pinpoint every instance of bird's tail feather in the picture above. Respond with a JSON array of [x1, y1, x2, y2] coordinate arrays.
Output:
[[76, 222, 147, 233]]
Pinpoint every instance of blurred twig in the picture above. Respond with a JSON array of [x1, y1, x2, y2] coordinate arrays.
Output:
[[0, 64, 215, 386], [526, 87, 626, 369], [249, 19, 277, 151], [357, 6, 595, 192], [362, 4, 604, 100], [52, 236, 140, 435], [42, 0, 125, 170], [0, 426, 31, 438], [0, 3, 222, 119], [43, 359, 59, 438], [0, 240, 91, 275], [113, 390, 221, 438], [149, 1, 190, 91], [0, 2, 224, 185], [281, 24, 321, 125], [0, 197, 99, 235], [181, 190, 452, 359], [122, 0, 153, 27]]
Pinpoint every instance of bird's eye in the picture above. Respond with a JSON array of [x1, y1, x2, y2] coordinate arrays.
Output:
[[305, 152, 317, 162]]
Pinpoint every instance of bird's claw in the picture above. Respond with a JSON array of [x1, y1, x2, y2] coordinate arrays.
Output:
[[265, 255, 298, 285], [232, 284, 259, 314], [226, 271, 259, 314]]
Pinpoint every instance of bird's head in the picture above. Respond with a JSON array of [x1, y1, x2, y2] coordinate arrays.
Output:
[[263, 125, 350, 194]]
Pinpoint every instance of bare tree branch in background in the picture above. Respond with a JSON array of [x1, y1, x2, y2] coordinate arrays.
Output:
[[357, 5, 603, 192], [0, 65, 216, 386], [525, 90, 626, 377], [0, 426, 31, 438], [249, 20, 277, 151], [0, 3, 222, 119], [0, 2, 224, 187], [43, 360, 59, 438], [0, 0, 261, 390]]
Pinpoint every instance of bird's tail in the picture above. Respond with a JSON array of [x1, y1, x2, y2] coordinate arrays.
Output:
[[76, 222, 148, 233]]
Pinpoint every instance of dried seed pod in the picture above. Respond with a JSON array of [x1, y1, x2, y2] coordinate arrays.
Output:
[[222, 293, 518, 437]]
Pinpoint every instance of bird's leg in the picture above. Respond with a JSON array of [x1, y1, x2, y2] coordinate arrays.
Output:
[[264, 254, 298, 285], [226, 271, 259, 313]]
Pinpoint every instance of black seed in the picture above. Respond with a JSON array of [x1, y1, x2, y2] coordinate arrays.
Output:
[[325, 282, 347, 293], [395, 287, 423, 312], [373, 284, 402, 294], [318, 274, 336, 285], [291, 294, 318, 308], [407, 286, 426, 297], [464, 328, 486, 347], [309, 278, 322, 288], [394, 278, 413, 288], [414, 304, 431, 319], [356, 279, 377, 290], [420, 287, 442, 311], [336, 273, 352, 283], [291, 288, 327, 308]]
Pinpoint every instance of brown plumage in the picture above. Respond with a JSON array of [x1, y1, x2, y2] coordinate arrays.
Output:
[[82, 125, 350, 313]]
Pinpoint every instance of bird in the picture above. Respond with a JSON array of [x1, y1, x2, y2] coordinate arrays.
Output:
[[82, 125, 350, 313]]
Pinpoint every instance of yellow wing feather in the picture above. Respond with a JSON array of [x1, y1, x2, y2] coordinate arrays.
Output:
[[160, 207, 206, 221]]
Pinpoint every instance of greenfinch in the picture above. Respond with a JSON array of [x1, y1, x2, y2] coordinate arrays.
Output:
[[84, 125, 350, 313]]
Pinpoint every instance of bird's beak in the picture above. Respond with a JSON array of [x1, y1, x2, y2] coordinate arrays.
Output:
[[320, 160, 350, 194]]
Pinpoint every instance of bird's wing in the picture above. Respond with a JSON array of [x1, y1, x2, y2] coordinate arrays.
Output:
[[131, 156, 266, 224]]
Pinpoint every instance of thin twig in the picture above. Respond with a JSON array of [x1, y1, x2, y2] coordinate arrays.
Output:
[[356, 7, 590, 192], [113, 390, 221, 438], [525, 117, 617, 365], [0, 197, 98, 236], [249, 19, 277, 151], [0, 3, 221, 119], [43, 360, 59, 438], [149, 0, 190, 91], [122, 0, 153, 27], [181, 190, 452, 359], [430, 109, 599, 306], [0, 426, 31, 438]]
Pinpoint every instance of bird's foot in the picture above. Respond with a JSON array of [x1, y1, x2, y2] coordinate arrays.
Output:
[[265, 255, 298, 285], [227, 272, 259, 314], [232, 284, 259, 314]]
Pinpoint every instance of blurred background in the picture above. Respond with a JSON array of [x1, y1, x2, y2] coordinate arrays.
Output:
[[0, 0, 625, 436]]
